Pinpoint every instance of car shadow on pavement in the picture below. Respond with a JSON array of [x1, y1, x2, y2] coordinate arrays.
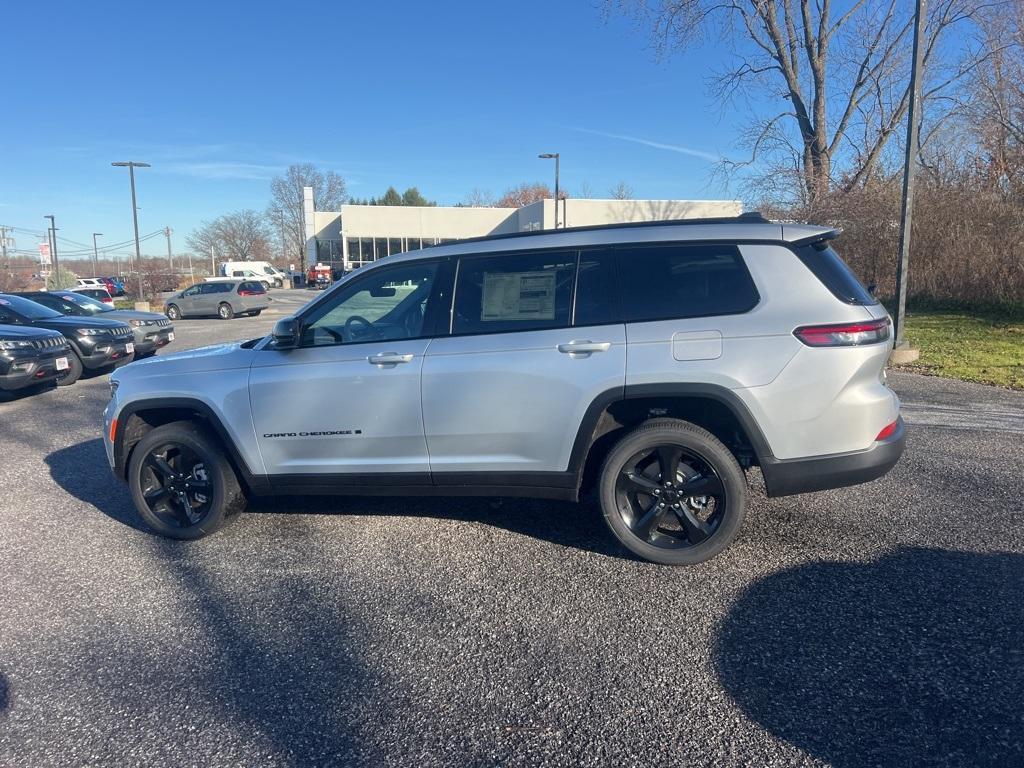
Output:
[[716, 547, 1024, 767], [46, 439, 629, 559]]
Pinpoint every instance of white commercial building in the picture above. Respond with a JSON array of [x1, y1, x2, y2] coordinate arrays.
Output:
[[303, 187, 742, 271]]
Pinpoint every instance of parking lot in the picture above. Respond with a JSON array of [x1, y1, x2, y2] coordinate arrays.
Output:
[[1, 289, 1022, 767]]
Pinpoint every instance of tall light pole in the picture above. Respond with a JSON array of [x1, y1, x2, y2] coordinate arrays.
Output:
[[893, 0, 925, 356], [92, 233, 103, 275], [539, 153, 560, 228], [164, 226, 174, 271], [44, 214, 59, 282], [112, 160, 150, 297]]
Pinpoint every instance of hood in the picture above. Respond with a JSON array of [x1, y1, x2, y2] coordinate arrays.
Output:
[[31, 315, 131, 332], [101, 309, 168, 323], [114, 340, 255, 379], [0, 324, 64, 341]]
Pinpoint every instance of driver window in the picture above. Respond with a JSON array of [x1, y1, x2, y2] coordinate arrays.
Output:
[[301, 262, 438, 347], [183, 286, 200, 296]]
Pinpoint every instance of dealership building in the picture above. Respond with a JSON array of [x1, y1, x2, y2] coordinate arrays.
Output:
[[302, 186, 742, 271]]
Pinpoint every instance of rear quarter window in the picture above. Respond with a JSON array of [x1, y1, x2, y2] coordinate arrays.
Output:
[[616, 244, 759, 322], [238, 281, 266, 293], [794, 242, 878, 305]]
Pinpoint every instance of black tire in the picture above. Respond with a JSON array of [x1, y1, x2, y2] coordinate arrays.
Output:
[[166, 304, 181, 321], [57, 350, 83, 386], [272, 279, 283, 289], [598, 418, 747, 565], [128, 421, 245, 540], [217, 302, 234, 320]]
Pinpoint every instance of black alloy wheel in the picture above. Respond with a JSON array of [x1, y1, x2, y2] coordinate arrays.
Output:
[[139, 442, 214, 529], [599, 419, 747, 565], [615, 445, 725, 549]]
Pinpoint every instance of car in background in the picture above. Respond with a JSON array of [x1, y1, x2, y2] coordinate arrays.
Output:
[[0, 324, 72, 393], [107, 276, 126, 296], [0, 293, 134, 385], [221, 260, 288, 288], [76, 278, 105, 289], [75, 287, 114, 305], [12, 291, 174, 359], [164, 279, 269, 320]]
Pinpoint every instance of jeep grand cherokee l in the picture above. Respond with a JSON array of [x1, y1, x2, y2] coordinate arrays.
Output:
[[0, 293, 134, 386], [103, 215, 904, 565], [0, 325, 71, 392]]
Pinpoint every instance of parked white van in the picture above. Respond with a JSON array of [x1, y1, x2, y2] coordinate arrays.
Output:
[[219, 261, 287, 288]]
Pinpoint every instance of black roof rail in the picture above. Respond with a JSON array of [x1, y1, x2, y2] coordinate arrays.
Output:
[[425, 211, 774, 248]]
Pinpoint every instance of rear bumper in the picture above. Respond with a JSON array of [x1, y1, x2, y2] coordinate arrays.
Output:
[[760, 417, 906, 497]]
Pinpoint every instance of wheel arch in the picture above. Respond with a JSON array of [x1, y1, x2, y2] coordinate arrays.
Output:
[[115, 397, 259, 492], [571, 384, 776, 496]]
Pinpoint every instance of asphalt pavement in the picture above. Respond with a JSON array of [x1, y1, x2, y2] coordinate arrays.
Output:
[[1, 290, 1022, 767]]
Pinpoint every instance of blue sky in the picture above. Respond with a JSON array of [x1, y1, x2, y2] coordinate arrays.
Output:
[[0, 0, 740, 261]]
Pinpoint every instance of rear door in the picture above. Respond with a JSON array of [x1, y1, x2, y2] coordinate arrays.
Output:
[[421, 247, 625, 481]]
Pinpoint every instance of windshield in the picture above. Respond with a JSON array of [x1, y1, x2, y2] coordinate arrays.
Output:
[[263, 266, 277, 275], [0, 294, 64, 319], [53, 292, 114, 315]]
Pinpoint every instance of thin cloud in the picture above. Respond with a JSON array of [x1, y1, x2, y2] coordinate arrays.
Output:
[[571, 127, 721, 162], [159, 161, 282, 180]]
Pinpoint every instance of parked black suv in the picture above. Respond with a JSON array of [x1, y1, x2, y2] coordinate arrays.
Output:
[[0, 324, 72, 393], [0, 294, 135, 385]]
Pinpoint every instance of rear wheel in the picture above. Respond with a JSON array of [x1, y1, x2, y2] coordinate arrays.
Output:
[[128, 421, 245, 539], [57, 350, 83, 386], [598, 418, 747, 565], [166, 304, 181, 321], [217, 302, 234, 320]]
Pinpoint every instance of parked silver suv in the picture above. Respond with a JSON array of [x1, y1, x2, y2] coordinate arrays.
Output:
[[103, 215, 904, 564]]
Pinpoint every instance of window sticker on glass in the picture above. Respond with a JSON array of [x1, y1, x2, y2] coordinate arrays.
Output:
[[481, 271, 557, 321]]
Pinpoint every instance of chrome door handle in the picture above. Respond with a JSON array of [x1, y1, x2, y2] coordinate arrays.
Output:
[[367, 352, 414, 366], [557, 340, 612, 355]]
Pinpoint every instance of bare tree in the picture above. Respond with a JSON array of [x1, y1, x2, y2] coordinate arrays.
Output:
[[609, 180, 634, 199], [464, 188, 496, 207], [611, 0, 993, 204], [496, 182, 557, 207], [268, 164, 347, 261], [186, 210, 273, 265], [577, 180, 597, 198]]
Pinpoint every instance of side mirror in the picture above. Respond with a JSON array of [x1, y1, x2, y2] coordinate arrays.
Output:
[[867, 282, 878, 296], [272, 317, 300, 349]]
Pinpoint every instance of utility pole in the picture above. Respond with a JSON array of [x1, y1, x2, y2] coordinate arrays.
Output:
[[164, 227, 174, 271], [92, 233, 103, 276], [112, 161, 150, 297], [892, 0, 925, 359], [44, 215, 59, 283], [0, 226, 8, 264], [210, 245, 216, 276]]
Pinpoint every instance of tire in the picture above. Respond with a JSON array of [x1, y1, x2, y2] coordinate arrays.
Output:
[[57, 350, 83, 386], [128, 421, 246, 540], [273, 279, 283, 289], [598, 418, 748, 565], [217, 302, 234, 320], [166, 304, 181, 321]]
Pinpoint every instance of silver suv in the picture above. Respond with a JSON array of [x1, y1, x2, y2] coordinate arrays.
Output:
[[103, 215, 904, 565]]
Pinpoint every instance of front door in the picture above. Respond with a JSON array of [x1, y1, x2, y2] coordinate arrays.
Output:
[[249, 260, 443, 479]]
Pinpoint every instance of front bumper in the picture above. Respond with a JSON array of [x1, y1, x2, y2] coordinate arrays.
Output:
[[133, 324, 175, 354], [79, 338, 135, 370], [760, 416, 906, 497], [0, 348, 72, 391]]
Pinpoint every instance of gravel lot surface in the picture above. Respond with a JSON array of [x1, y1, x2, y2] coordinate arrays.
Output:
[[1, 288, 1022, 767]]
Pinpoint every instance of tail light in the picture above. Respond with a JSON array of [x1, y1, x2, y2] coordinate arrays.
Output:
[[875, 419, 899, 441], [238, 289, 260, 296], [793, 317, 890, 347]]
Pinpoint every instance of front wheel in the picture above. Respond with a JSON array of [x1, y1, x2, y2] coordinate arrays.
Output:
[[217, 302, 234, 320], [57, 350, 83, 386], [128, 421, 246, 539], [598, 419, 747, 565]]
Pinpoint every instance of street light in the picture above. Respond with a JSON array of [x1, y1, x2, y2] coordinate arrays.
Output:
[[112, 160, 150, 297], [538, 153, 560, 228], [92, 233, 103, 275], [44, 214, 59, 281]]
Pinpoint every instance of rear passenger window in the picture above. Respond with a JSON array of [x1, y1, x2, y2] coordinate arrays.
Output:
[[453, 250, 575, 335], [616, 244, 759, 322]]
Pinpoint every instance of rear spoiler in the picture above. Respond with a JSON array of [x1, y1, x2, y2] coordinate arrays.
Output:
[[789, 227, 843, 248]]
